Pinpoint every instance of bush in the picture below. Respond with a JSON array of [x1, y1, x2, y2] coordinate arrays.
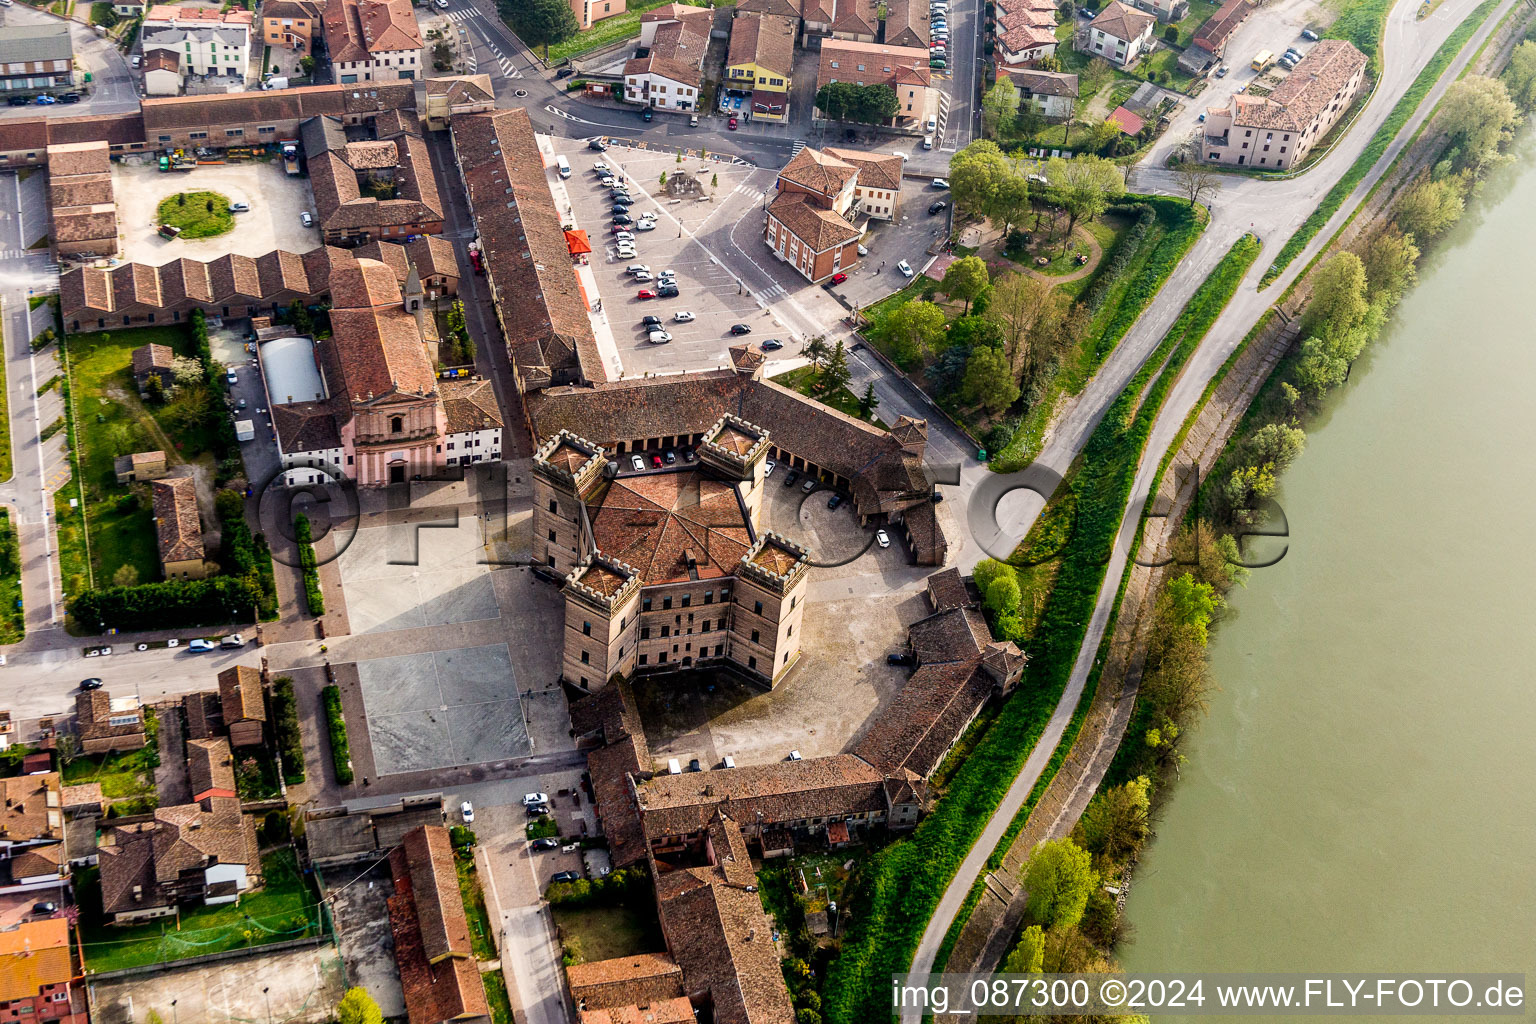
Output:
[[544, 865, 650, 908], [69, 575, 263, 633], [271, 676, 305, 784], [294, 513, 324, 616], [450, 825, 477, 851], [322, 685, 353, 785]]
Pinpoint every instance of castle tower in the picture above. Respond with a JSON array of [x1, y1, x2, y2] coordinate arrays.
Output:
[[698, 414, 771, 526], [728, 532, 810, 687], [562, 554, 642, 689], [532, 430, 607, 577]]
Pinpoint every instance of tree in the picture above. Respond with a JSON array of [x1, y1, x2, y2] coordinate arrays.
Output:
[[163, 384, 213, 433], [1022, 837, 1097, 930], [802, 335, 831, 371], [53, 733, 79, 768], [1304, 251, 1368, 336], [711, 172, 719, 187], [880, 300, 946, 367], [981, 78, 1020, 138], [814, 340, 852, 396], [1353, 226, 1418, 306], [942, 255, 989, 314], [961, 344, 1020, 414], [112, 564, 140, 588], [857, 382, 880, 418], [1074, 776, 1151, 868], [984, 572, 1021, 617], [1502, 40, 1536, 110], [659, 171, 668, 187], [1435, 75, 1520, 170], [170, 355, 204, 389], [145, 1013, 165, 1024], [1173, 161, 1222, 209], [984, 271, 1082, 385], [1044, 154, 1123, 244], [336, 987, 384, 1024], [144, 373, 166, 404], [1161, 572, 1218, 645], [1248, 422, 1306, 474], [816, 82, 898, 124], [1392, 174, 1465, 242], [500, 0, 578, 57], [948, 140, 1013, 218], [1003, 924, 1046, 973], [300, 55, 316, 75]]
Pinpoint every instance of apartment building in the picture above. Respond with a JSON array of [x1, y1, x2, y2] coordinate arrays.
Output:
[[1080, 0, 1156, 68], [1202, 39, 1367, 169], [323, 0, 423, 82]]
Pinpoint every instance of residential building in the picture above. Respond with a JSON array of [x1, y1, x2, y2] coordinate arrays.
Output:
[[1081, 1, 1156, 68], [0, 26, 74, 94], [112, 0, 145, 15], [424, 73, 494, 131], [96, 798, 259, 924], [439, 377, 503, 466], [353, 236, 460, 300], [450, 107, 606, 389], [624, 4, 711, 112], [142, 51, 183, 97], [994, 0, 1059, 66], [141, 6, 254, 82], [261, 0, 322, 53], [1180, 0, 1252, 74], [75, 692, 147, 755], [114, 450, 168, 484], [537, 418, 812, 690], [567, 953, 686, 1016], [152, 476, 208, 579], [218, 666, 266, 747], [829, 0, 877, 40], [816, 38, 933, 126], [386, 826, 488, 1024], [0, 775, 65, 873], [186, 737, 238, 805], [1127, 0, 1187, 22], [1001, 67, 1078, 120], [323, 0, 423, 82], [765, 145, 902, 282], [299, 111, 444, 245], [570, 0, 626, 31], [0, 919, 86, 1024], [882, 0, 930, 48], [1202, 39, 1366, 169], [725, 13, 796, 123], [46, 141, 118, 259]]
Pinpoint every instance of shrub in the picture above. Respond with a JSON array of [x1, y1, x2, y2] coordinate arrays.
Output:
[[271, 676, 305, 783], [69, 575, 263, 633], [322, 685, 353, 785], [450, 825, 477, 851], [294, 513, 324, 616]]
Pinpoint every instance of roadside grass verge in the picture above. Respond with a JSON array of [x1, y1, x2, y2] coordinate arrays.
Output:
[[540, 0, 711, 63], [0, 512, 21, 644], [1260, 0, 1500, 286], [770, 365, 887, 428], [820, 236, 1261, 1024]]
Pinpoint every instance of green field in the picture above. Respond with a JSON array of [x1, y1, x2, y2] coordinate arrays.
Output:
[[552, 902, 666, 964], [156, 192, 234, 239], [540, 0, 709, 63], [79, 850, 323, 971]]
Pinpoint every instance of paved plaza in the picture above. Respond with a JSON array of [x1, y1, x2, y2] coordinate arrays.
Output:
[[337, 515, 501, 635]]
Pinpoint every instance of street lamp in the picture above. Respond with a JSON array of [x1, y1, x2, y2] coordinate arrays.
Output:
[[263, 987, 272, 1024]]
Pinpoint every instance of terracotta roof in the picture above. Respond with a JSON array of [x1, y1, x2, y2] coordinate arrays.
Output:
[[1000, 18, 1058, 52], [274, 399, 344, 455], [301, 115, 442, 236], [586, 470, 753, 585], [1107, 105, 1145, 134], [736, 0, 800, 16], [104, 797, 259, 905], [822, 146, 904, 190], [1002, 67, 1078, 97], [1229, 39, 1366, 132], [218, 665, 265, 724], [75, 691, 143, 746], [817, 37, 933, 91], [926, 567, 969, 611], [61, 782, 103, 810], [98, 828, 160, 914], [1089, 0, 1155, 42], [567, 953, 685, 1010], [778, 145, 858, 196], [52, 205, 118, 246], [579, 999, 696, 1024], [132, 343, 175, 376], [0, 919, 71, 1004], [451, 108, 605, 385], [8, 842, 64, 881], [261, 0, 321, 19], [587, 735, 648, 866], [729, 13, 795, 78], [426, 73, 494, 103], [0, 118, 49, 157], [141, 81, 415, 134], [1193, 0, 1253, 49], [142, 49, 181, 73], [45, 140, 111, 178], [387, 827, 487, 1024], [439, 376, 503, 433], [397, 826, 470, 963], [187, 736, 237, 800], [637, 754, 888, 839], [854, 662, 992, 777], [767, 192, 861, 252], [831, 0, 878, 36], [624, 7, 711, 86], [324, 0, 421, 62], [882, 0, 930, 48], [152, 477, 204, 564]]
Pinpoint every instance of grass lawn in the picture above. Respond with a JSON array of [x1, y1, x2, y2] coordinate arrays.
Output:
[[0, 512, 22, 644], [61, 710, 159, 800], [0, 328, 9, 483], [60, 326, 209, 589], [156, 192, 234, 239], [552, 902, 666, 963], [771, 365, 887, 429], [1166, 0, 1218, 47], [454, 847, 498, 961], [482, 969, 514, 1024], [79, 850, 321, 972], [541, 0, 708, 63]]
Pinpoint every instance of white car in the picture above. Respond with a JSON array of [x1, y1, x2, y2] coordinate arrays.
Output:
[[616, 246, 637, 258], [897, 260, 914, 278], [614, 231, 635, 241], [632, 271, 653, 281], [932, 177, 950, 189], [648, 330, 673, 343], [522, 792, 550, 808], [599, 176, 617, 187], [631, 454, 646, 471], [765, 459, 777, 476], [626, 264, 650, 275], [593, 163, 610, 174], [434, 0, 448, 7], [876, 529, 891, 549], [925, 115, 937, 132], [858, 244, 868, 256], [673, 311, 695, 322], [636, 220, 657, 231], [460, 801, 474, 823], [658, 269, 676, 280], [187, 639, 216, 652]]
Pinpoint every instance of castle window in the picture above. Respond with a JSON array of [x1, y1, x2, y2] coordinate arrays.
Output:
[[391, 416, 403, 433], [641, 627, 650, 639], [748, 656, 757, 670], [751, 630, 760, 643], [703, 590, 713, 604], [663, 596, 673, 610], [582, 621, 591, 636], [643, 597, 652, 611], [640, 654, 648, 665], [681, 594, 690, 608], [548, 530, 556, 542], [548, 499, 558, 513], [580, 651, 589, 664], [754, 600, 763, 615]]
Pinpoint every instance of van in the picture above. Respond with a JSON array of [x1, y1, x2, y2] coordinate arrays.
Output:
[[668, 758, 682, 775], [555, 155, 571, 178], [1250, 49, 1274, 72]]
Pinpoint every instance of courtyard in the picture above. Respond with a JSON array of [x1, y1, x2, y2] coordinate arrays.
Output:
[[335, 511, 501, 636], [113, 158, 320, 266]]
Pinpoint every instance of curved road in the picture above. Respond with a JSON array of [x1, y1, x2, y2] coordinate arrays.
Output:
[[907, 0, 1519, 1005]]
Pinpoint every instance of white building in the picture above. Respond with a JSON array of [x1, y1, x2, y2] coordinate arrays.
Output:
[[141, 24, 251, 79], [1081, 1, 1156, 68], [323, 0, 423, 83], [441, 377, 503, 468], [623, 5, 711, 112]]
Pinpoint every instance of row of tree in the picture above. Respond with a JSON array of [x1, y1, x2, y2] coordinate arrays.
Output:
[[815, 82, 900, 125]]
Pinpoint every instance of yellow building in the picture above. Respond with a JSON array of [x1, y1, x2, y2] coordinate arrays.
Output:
[[725, 12, 796, 122]]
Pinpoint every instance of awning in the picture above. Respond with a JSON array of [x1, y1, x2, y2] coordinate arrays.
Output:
[[564, 229, 592, 255]]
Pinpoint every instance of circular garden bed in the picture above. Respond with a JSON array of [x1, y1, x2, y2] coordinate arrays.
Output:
[[155, 191, 235, 239]]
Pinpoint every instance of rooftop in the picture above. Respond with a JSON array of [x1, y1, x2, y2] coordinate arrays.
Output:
[[587, 470, 754, 586]]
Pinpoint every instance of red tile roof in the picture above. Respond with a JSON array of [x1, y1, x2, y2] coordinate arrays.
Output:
[[587, 470, 753, 585]]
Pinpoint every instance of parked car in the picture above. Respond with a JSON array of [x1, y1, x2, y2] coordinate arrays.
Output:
[[1197, 112, 1207, 122], [784, 470, 799, 487], [648, 330, 672, 343], [632, 270, 653, 282], [630, 454, 646, 472], [589, 138, 608, 151], [31, 903, 57, 916], [636, 220, 657, 231], [690, 113, 700, 126], [616, 246, 637, 258], [522, 792, 550, 808], [684, 449, 696, 463], [641, 314, 662, 326], [555, 67, 575, 79], [301, 211, 315, 228], [827, 493, 843, 510], [1215, 64, 1229, 77], [765, 459, 777, 477], [673, 311, 695, 322], [801, 477, 818, 493], [460, 801, 475, 823], [886, 652, 913, 666], [230, 202, 250, 212], [730, 323, 752, 335], [637, 289, 657, 299], [651, 454, 664, 468], [656, 284, 679, 297], [552, 871, 582, 884], [188, 639, 216, 652], [1301, 28, 1319, 40], [226, 370, 239, 384], [930, 58, 948, 69], [642, 109, 653, 121], [857, 244, 869, 256], [760, 339, 783, 350], [897, 260, 914, 277], [532, 837, 560, 850], [830, 272, 848, 285], [611, 204, 629, 214], [5, 96, 27, 107], [34, 94, 56, 105], [613, 213, 633, 225], [599, 176, 618, 187], [627, 263, 650, 275], [728, 117, 739, 129], [932, 177, 950, 189], [664, 450, 677, 465], [80, 678, 103, 691], [876, 529, 891, 548], [60, 93, 80, 103], [220, 633, 245, 648], [131, 54, 142, 67]]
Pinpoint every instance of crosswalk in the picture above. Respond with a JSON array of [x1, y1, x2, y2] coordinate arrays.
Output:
[[790, 140, 807, 159], [444, 8, 519, 77]]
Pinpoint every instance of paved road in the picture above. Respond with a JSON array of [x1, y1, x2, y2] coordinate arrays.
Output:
[[903, 0, 1517, 1003], [0, 5, 138, 120]]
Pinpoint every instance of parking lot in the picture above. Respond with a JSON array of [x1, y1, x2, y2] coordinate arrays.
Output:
[[114, 158, 319, 266], [556, 142, 780, 375]]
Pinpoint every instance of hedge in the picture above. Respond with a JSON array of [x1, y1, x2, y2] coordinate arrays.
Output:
[[322, 685, 353, 785], [1081, 203, 1155, 314], [69, 574, 263, 633], [820, 236, 1261, 1024], [271, 676, 305, 784], [1259, 0, 1498, 286], [216, 489, 278, 619], [294, 513, 324, 617]]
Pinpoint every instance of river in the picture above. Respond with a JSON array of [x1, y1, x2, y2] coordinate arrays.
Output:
[[1118, 136, 1536, 1010]]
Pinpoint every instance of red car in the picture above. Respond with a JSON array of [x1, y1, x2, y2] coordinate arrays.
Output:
[[637, 289, 657, 299], [651, 454, 663, 468], [727, 117, 739, 129], [830, 272, 848, 284]]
